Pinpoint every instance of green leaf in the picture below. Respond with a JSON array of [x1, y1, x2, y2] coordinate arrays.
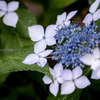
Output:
[[0, 46, 52, 79], [0, 29, 34, 56], [16, 9, 37, 38], [50, 0, 77, 9]]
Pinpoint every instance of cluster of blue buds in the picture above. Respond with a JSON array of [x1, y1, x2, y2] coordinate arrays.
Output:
[[52, 23, 100, 68]]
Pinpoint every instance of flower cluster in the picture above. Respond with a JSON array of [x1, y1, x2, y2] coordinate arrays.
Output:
[[22, 0, 100, 96], [52, 23, 100, 68]]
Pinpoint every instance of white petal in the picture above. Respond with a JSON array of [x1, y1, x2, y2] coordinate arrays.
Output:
[[22, 54, 38, 65], [49, 81, 59, 96], [61, 81, 75, 95], [93, 9, 100, 21], [3, 12, 18, 27], [80, 54, 94, 65], [91, 69, 100, 79], [28, 25, 44, 42], [57, 77, 64, 84], [61, 69, 73, 81], [82, 14, 92, 25], [45, 25, 57, 38], [37, 58, 47, 67], [89, 0, 99, 13], [0, 1, 7, 11], [43, 75, 52, 84], [96, 67, 100, 79], [75, 76, 90, 89], [0, 11, 6, 17], [45, 37, 56, 46], [93, 47, 100, 59], [56, 12, 66, 25], [91, 60, 100, 70], [64, 20, 71, 26], [34, 40, 46, 54], [72, 67, 82, 79], [66, 11, 77, 21], [39, 50, 53, 57], [49, 67, 56, 76], [54, 63, 63, 77], [8, 1, 19, 12]]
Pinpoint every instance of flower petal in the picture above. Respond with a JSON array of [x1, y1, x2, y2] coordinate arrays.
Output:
[[39, 50, 53, 57], [91, 69, 100, 79], [56, 12, 66, 25], [8, 1, 19, 12], [43, 75, 52, 84], [0, 11, 6, 17], [34, 40, 46, 54], [75, 76, 90, 89], [0, 1, 7, 11], [37, 58, 47, 67], [80, 54, 94, 65], [72, 66, 82, 79], [54, 63, 63, 77], [61, 81, 75, 95], [49, 67, 55, 76], [61, 69, 73, 81], [45, 25, 57, 38], [64, 20, 70, 26], [49, 80, 59, 96], [57, 77, 64, 84], [89, 0, 99, 13], [66, 10, 77, 21], [28, 25, 44, 42], [93, 47, 100, 59], [22, 54, 38, 65], [3, 12, 18, 27], [45, 37, 56, 46], [83, 14, 92, 25], [93, 9, 100, 21], [91, 60, 100, 70]]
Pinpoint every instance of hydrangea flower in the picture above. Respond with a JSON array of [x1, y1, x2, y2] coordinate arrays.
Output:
[[43, 63, 64, 96], [80, 48, 100, 70], [61, 67, 90, 94], [0, 1, 19, 27], [52, 23, 100, 68], [83, 0, 100, 25], [56, 11, 77, 26], [80, 48, 100, 79], [28, 25, 57, 54], [22, 49, 53, 67]]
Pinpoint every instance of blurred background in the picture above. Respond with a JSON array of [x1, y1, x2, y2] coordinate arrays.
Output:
[[0, 0, 100, 100]]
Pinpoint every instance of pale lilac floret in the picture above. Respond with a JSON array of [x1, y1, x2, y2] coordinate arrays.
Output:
[[61, 67, 90, 95], [83, 0, 100, 25], [28, 25, 57, 54], [43, 63, 64, 96], [56, 11, 77, 26], [22, 49, 53, 67], [0, 1, 19, 27]]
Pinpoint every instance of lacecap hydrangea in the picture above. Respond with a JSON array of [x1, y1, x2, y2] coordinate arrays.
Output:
[[23, 0, 100, 97]]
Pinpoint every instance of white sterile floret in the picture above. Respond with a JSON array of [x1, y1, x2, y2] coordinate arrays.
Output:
[[61, 67, 90, 95], [0, 1, 19, 27], [91, 67, 100, 79], [80, 48, 100, 70], [22, 50, 53, 67], [28, 25, 57, 54], [56, 11, 77, 26], [83, 0, 100, 25], [43, 63, 64, 96]]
